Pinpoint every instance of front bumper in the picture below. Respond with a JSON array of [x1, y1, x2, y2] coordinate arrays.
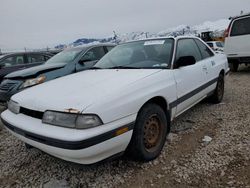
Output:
[[1, 110, 136, 164]]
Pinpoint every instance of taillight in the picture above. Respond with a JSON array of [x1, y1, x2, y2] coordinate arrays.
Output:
[[224, 21, 233, 38], [224, 28, 229, 38]]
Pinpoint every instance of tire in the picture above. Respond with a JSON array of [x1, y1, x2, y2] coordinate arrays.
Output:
[[210, 74, 224, 104], [229, 62, 239, 72], [126, 103, 168, 161]]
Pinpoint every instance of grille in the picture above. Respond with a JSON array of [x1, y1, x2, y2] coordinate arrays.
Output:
[[20, 107, 44, 119], [0, 82, 17, 91]]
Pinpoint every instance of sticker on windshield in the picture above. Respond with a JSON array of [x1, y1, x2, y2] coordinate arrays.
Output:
[[144, 40, 165, 46]]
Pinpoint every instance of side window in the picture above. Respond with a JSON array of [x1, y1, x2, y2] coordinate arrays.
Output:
[[27, 54, 45, 63], [195, 39, 214, 59], [81, 47, 106, 62], [1, 55, 24, 67], [230, 17, 250, 37], [175, 39, 202, 64]]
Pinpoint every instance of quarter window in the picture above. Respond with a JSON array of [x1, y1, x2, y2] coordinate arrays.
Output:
[[176, 39, 202, 64], [195, 39, 214, 59]]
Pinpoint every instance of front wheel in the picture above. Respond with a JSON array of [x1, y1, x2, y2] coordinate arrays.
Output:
[[126, 103, 168, 161]]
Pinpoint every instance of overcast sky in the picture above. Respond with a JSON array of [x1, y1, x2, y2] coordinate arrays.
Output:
[[0, 0, 249, 50]]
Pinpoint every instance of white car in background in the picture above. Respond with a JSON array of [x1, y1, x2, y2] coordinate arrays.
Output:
[[206, 41, 224, 52], [224, 13, 250, 72], [1, 37, 229, 164]]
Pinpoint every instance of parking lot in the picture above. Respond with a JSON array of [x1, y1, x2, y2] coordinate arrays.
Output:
[[0, 66, 249, 188]]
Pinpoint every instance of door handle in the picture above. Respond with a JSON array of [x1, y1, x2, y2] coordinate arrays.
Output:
[[202, 66, 207, 71]]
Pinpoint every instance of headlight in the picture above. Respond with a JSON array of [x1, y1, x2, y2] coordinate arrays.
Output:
[[21, 75, 46, 88], [42, 111, 103, 129], [8, 100, 20, 114]]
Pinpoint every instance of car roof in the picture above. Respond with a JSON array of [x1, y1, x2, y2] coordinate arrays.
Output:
[[2, 51, 53, 56], [69, 43, 116, 51], [230, 13, 250, 21], [121, 36, 201, 44]]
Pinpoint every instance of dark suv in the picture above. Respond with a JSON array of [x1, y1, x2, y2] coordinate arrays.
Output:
[[0, 44, 115, 102], [0, 52, 53, 82]]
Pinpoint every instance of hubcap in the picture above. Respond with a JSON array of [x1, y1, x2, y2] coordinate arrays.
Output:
[[143, 114, 163, 152]]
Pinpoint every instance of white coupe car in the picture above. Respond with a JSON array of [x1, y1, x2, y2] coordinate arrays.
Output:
[[1, 37, 229, 164]]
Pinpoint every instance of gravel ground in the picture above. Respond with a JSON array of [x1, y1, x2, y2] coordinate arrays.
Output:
[[0, 66, 249, 188]]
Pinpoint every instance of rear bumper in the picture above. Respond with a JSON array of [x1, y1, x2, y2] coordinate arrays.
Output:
[[1, 110, 135, 164]]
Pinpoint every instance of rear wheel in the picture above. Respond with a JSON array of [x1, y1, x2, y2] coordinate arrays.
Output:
[[126, 103, 168, 161], [210, 74, 224, 104], [229, 60, 239, 72]]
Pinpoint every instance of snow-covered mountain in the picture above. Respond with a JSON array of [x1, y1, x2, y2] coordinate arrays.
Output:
[[55, 18, 230, 49]]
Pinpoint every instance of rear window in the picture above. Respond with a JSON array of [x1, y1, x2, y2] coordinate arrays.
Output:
[[207, 43, 213, 48], [230, 16, 250, 37], [216, 42, 224, 48]]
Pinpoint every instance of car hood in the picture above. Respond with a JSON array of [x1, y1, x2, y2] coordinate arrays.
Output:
[[12, 69, 162, 112], [5, 63, 66, 79]]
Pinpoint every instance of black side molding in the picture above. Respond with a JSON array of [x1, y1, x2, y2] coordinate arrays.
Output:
[[169, 77, 218, 109]]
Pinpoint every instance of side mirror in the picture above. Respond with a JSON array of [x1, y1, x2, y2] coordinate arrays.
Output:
[[175, 56, 196, 68]]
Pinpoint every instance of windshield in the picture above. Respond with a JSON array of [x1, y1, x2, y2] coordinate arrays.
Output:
[[46, 48, 83, 64], [95, 39, 174, 69]]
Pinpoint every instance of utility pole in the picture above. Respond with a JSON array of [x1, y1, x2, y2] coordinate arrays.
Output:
[[113, 31, 118, 44]]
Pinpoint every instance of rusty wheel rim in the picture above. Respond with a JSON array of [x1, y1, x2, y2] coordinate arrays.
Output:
[[143, 114, 163, 152]]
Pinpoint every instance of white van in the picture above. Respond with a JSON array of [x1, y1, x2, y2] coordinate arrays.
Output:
[[224, 14, 250, 72]]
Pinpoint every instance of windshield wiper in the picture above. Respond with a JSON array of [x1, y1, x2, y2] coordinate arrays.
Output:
[[108, 66, 141, 69]]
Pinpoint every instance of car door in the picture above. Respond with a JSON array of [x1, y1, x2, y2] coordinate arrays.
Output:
[[194, 39, 218, 93], [26, 53, 48, 68], [0, 54, 26, 81], [173, 38, 206, 116], [76, 46, 106, 72]]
